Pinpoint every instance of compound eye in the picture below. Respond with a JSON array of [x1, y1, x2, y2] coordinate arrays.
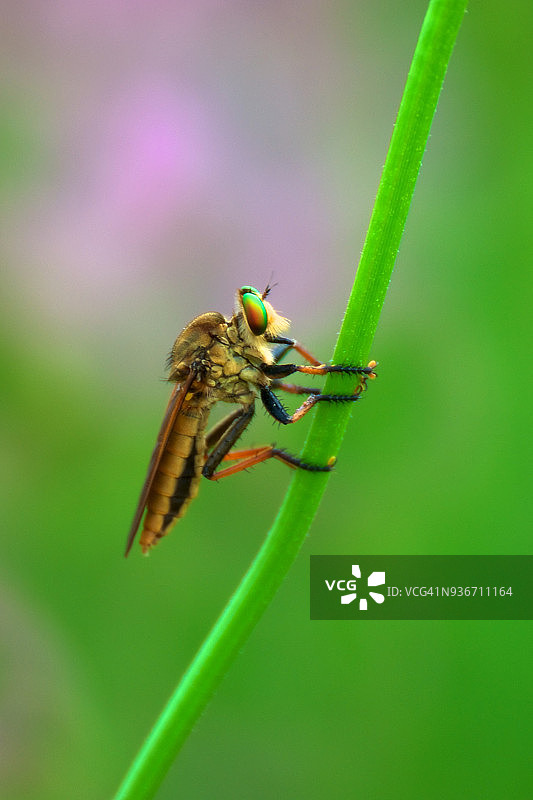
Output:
[[241, 290, 268, 336], [240, 285, 261, 297]]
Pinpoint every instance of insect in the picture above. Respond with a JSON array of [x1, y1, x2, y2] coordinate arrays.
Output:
[[125, 285, 376, 555]]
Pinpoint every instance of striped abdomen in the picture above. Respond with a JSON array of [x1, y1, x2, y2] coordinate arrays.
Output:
[[140, 397, 211, 553]]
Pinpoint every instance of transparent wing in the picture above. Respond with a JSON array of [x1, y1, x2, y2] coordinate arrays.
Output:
[[124, 370, 195, 556]]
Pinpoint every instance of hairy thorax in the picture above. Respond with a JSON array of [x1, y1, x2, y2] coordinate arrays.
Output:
[[167, 311, 271, 407]]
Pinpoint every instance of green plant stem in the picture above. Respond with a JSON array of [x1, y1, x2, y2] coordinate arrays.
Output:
[[113, 2, 467, 798]]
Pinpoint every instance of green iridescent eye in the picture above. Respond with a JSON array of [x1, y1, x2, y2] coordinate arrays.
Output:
[[241, 290, 268, 336], [240, 285, 261, 297]]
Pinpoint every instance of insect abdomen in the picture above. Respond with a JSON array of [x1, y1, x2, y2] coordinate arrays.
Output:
[[140, 401, 209, 553]]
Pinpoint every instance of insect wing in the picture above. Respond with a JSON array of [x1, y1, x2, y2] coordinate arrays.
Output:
[[124, 370, 195, 556]]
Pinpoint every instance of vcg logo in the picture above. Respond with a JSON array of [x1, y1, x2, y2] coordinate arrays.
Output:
[[325, 564, 386, 611]]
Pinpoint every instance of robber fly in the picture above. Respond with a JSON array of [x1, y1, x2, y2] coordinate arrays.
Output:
[[125, 285, 376, 555]]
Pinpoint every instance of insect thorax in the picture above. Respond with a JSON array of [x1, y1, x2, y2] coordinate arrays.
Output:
[[204, 318, 267, 404], [168, 311, 269, 405]]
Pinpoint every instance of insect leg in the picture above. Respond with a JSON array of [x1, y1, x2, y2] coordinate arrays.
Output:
[[203, 399, 332, 480], [205, 407, 246, 449], [202, 404, 255, 479], [261, 379, 369, 425], [205, 445, 334, 480], [269, 380, 321, 396], [262, 361, 377, 379], [265, 335, 322, 366]]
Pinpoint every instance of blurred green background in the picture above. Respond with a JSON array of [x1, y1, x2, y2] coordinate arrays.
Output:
[[1, 2, 531, 798]]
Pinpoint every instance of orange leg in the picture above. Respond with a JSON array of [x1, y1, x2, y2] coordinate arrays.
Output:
[[206, 445, 334, 480], [267, 336, 322, 367], [263, 360, 377, 380], [266, 332, 377, 378], [270, 380, 320, 395], [261, 361, 377, 425], [288, 340, 322, 366]]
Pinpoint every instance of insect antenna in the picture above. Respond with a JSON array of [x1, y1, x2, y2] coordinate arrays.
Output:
[[262, 272, 278, 299]]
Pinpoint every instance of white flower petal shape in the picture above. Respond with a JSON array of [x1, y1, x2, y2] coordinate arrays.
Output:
[[341, 593, 357, 605]]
